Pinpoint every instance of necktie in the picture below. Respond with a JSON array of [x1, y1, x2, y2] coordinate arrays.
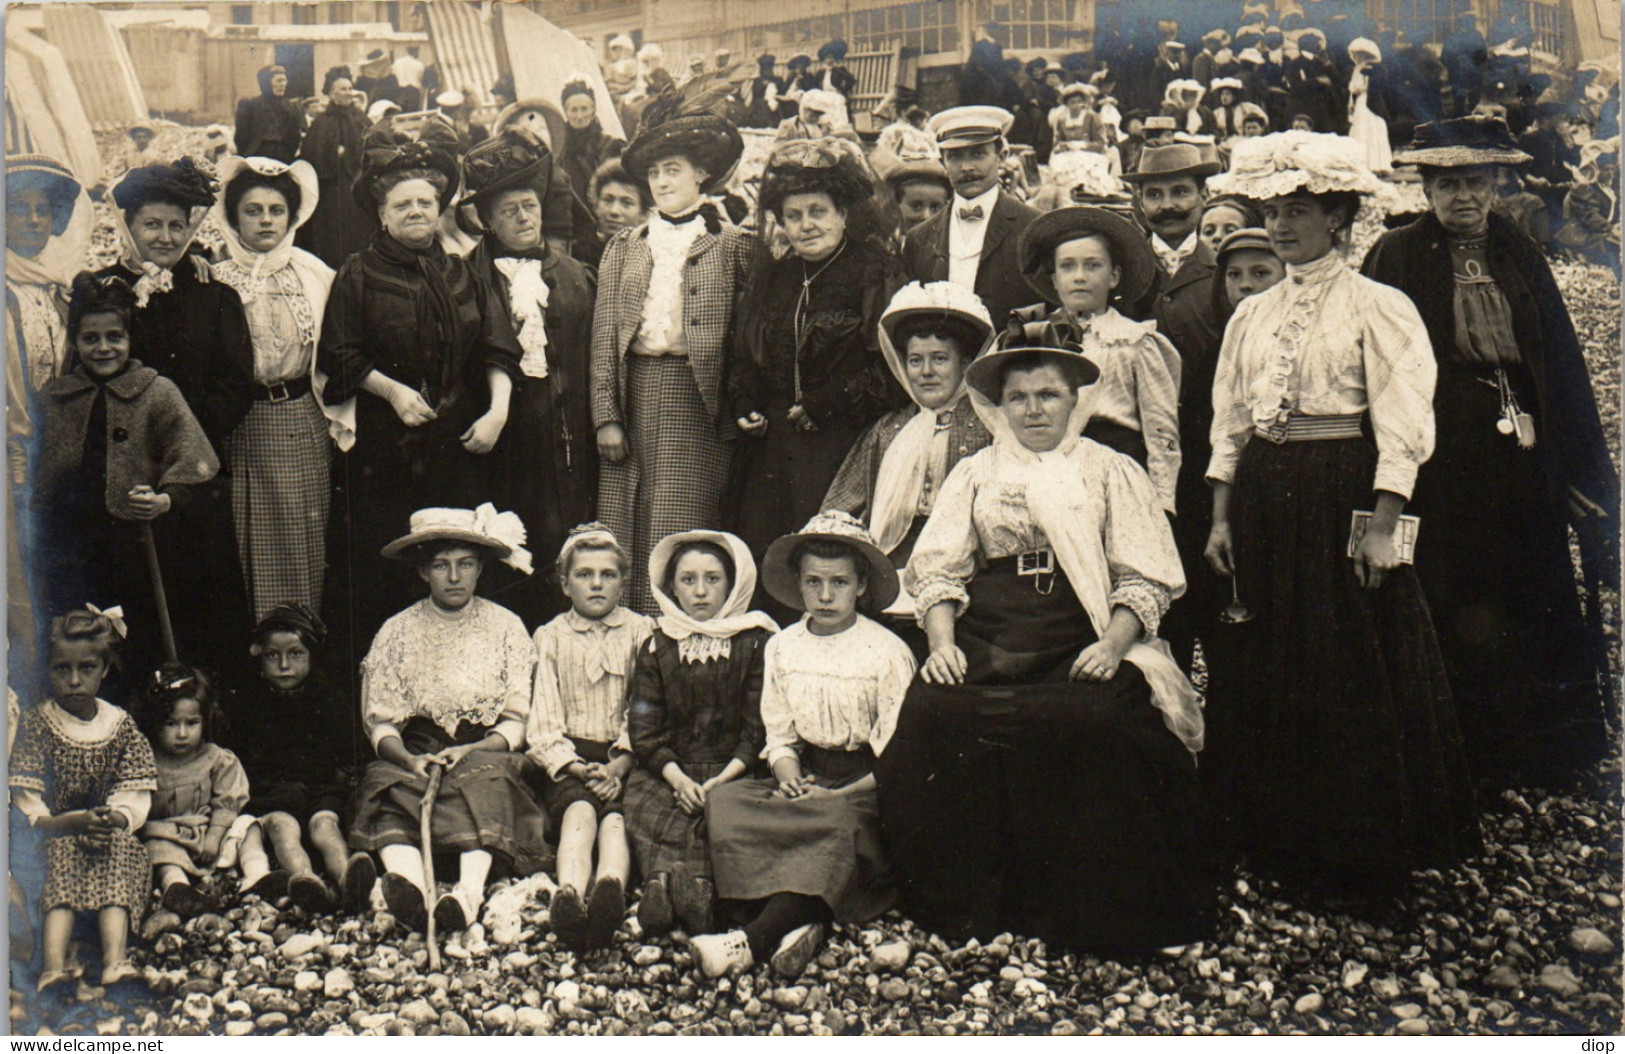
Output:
[[957, 205, 985, 221]]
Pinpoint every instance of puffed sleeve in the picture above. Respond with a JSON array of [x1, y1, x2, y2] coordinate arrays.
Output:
[[317, 259, 374, 405], [867, 626, 918, 758], [205, 747, 251, 838], [1131, 332, 1183, 514], [1100, 451, 1185, 640], [1206, 297, 1262, 485], [627, 636, 676, 775], [757, 633, 800, 768], [526, 622, 581, 779], [108, 714, 158, 832], [903, 453, 985, 624], [1359, 281, 1436, 499]]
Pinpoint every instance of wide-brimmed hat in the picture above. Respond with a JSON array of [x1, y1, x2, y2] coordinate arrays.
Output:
[[879, 279, 996, 362], [797, 89, 843, 119], [6, 154, 83, 235], [1059, 82, 1092, 102], [1142, 115, 1179, 134], [367, 98, 402, 123], [1210, 77, 1245, 93], [817, 38, 849, 62], [787, 52, 812, 69], [1123, 142, 1221, 183], [966, 316, 1100, 403], [622, 94, 743, 195], [1394, 115, 1533, 168], [461, 128, 553, 213], [353, 117, 462, 212], [928, 105, 1013, 150], [883, 152, 951, 192], [759, 137, 873, 215], [1208, 130, 1389, 199], [1214, 226, 1275, 269], [1018, 205, 1157, 307], [763, 510, 899, 613], [494, 98, 568, 151], [380, 503, 533, 574]]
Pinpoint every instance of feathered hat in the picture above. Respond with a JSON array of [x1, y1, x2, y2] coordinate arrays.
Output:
[[622, 87, 744, 195]]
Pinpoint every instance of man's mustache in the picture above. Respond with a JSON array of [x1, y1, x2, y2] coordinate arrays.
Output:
[[1148, 207, 1198, 223]]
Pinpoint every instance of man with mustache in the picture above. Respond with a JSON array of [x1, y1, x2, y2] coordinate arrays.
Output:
[[901, 106, 1043, 327]]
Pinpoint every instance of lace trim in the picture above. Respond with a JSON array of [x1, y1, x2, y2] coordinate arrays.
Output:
[[214, 261, 317, 380], [1109, 574, 1170, 641], [677, 635, 733, 664], [1252, 254, 1345, 431], [11, 283, 65, 392], [911, 578, 969, 627]]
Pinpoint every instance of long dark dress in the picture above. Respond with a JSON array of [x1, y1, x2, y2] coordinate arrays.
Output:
[[467, 238, 597, 627], [1362, 213, 1618, 788], [91, 261, 254, 673], [296, 102, 375, 269], [624, 628, 769, 884], [316, 233, 523, 671], [235, 89, 303, 164], [727, 240, 900, 618]]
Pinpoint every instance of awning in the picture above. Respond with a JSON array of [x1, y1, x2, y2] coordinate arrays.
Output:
[[5, 23, 105, 184], [425, 0, 501, 107], [498, 3, 624, 140], [40, 4, 147, 130]]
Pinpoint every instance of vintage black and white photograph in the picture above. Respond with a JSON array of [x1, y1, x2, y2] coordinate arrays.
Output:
[[3, 0, 1621, 1037]]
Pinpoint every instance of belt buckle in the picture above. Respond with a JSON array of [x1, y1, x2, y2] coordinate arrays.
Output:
[[1265, 408, 1292, 444], [266, 381, 290, 403], [1017, 549, 1055, 595]]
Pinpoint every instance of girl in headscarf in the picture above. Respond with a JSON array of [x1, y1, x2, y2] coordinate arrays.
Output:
[[210, 157, 341, 620]]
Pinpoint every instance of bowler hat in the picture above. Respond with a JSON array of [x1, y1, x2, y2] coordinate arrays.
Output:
[[1122, 142, 1221, 183]]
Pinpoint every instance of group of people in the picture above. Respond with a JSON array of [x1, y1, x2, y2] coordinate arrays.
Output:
[[4, 3, 1618, 1003]]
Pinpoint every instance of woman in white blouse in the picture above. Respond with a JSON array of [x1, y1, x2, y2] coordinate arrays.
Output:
[[1202, 133, 1478, 908], [876, 320, 1212, 952]]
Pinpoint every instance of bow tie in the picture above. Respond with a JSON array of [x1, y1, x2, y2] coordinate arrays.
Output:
[[957, 205, 985, 221]]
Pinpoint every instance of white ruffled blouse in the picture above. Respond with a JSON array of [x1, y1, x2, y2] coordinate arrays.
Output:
[[361, 598, 536, 751], [633, 210, 705, 355], [759, 615, 917, 767], [1077, 308, 1183, 514], [1207, 250, 1436, 499], [212, 260, 316, 384]]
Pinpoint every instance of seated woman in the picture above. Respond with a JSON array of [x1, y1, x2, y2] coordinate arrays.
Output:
[[1013, 207, 1182, 513], [876, 319, 1212, 952], [694, 512, 914, 979], [347, 505, 550, 934], [820, 282, 996, 648]]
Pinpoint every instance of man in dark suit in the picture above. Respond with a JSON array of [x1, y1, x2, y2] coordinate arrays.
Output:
[[901, 105, 1043, 328]]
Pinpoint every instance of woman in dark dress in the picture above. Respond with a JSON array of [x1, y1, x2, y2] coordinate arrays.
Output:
[[460, 130, 597, 626], [316, 119, 523, 668], [296, 74, 374, 269], [94, 161, 255, 674], [728, 138, 902, 620], [559, 78, 625, 255], [878, 320, 1212, 952], [234, 65, 303, 165], [1363, 117, 1619, 789]]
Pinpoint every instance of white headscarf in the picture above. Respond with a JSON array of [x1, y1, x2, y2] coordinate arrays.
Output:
[[966, 347, 1204, 754], [5, 161, 92, 395], [108, 167, 210, 309], [208, 156, 354, 450], [649, 530, 779, 664]]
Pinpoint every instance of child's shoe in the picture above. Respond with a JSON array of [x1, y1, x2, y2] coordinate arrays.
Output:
[[637, 871, 673, 935], [289, 872, 337, 915], [674, 873, 715, 934], [241, 868, 290, 902], [551, 885, 588, 951], [380, 872, 427, 931], [340, 852, 377, 916], [585, 876, 625, 952], [162, 881, 221, 917], [432, 884, 483, 933], [688, 929, 753, 978], [770, 922, 825, 979]]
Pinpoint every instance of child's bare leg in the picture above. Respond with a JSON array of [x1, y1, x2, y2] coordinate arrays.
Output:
[[154, 863, 189, 891], [594, 814, 630, 887], [308, 811, 349, 886], [557, 800, 598, 894], [41, 907, 73, 976], [99, 907, 130, 966], [238, 823, 271, 887], [262, 812, 314, 876]]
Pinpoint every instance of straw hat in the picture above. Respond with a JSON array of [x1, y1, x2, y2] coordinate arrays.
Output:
[[1393, 116, 1533, 168], [878, 279, 996, 360], [1207, 130, 1388, 199], [380, 503, 533, 574], [762, 511, 900, 613]]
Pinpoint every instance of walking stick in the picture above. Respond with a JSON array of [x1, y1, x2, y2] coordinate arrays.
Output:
[[139, 522, 178, 663], [420, 764, 444, 971]]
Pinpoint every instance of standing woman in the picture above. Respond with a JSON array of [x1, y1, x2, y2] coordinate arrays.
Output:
[[296, 74, 374, 269], [317, 120, 523, 663], [591, 98, 750, 615], [461, 131, 598, 625], [96, 161, 255, 671], [1204, 133, 1478, 903], [6, 155, 90, 694], [234, 66, 303, 165], [559, 78, 625, 252], [1363, 117, 1619, 789], [210, 157, 339, 621], [728, 138, 902, 618]]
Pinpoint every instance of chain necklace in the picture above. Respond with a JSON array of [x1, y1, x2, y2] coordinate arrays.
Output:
[[792, 235, 848, 404]]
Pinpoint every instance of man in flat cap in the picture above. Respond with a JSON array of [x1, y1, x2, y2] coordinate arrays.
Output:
[[901, 106, 1043, 325]]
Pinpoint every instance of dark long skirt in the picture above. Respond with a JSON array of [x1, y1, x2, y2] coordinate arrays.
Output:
[[877, 563, 1213, 951], [708, 746, 895, 925], [348, 717, 553, 876], [1412, 360, 1610, 787], [1206, 436, 1480, 883], [623, 759, 729, 883]]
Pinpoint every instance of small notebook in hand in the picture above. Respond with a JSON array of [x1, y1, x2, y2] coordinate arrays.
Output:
[[1347, 511, 1420, 564]]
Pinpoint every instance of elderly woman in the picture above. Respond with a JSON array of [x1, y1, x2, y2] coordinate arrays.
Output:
[[461, 131, 597, 625], [559, 78, 625, 250], [349, 506, 547, 933], [728, 139, 901, 617], [235, 65, 303, 164], [1205, 133, 1478, 903], [877, 320, 1211, 951], [1013, 206, 1182, 513], [318, 120, 523, 658], [821, 282, 996, 644], [6, 155, 89, 691], [1362, 117, 1619, 790], [209, 157, 339, 620], [591, 98, 750, 614], [95, 160, 255, 670]]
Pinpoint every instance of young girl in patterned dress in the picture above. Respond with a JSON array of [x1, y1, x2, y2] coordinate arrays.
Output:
[[133, 663, 250, 918], [9, 609, 157, 993], [624, 530, 776, 937]]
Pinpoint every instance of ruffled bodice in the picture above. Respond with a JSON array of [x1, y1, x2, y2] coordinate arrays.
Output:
[[212, 260, 316, 383], [758, 616, 916, 767]]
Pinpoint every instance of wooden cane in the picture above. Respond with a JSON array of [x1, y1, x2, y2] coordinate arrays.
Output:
[[420, 764, 444, 971], [139, 521, 178, 663]]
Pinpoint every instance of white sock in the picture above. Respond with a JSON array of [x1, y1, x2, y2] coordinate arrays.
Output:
[[380, 844, 427, 893], [458, 850, 492, 903]]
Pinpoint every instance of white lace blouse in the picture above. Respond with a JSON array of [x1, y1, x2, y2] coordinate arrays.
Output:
[[212, 260, 316, 385], [361, 598, 537, 751], [1207, 250, 1436, 499], [759, 615, 917, 767]]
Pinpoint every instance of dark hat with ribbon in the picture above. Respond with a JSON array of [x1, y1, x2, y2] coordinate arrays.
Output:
[[817, 38, 849, 62], [966, 315, 1101, 403], [353, 116, 462, 211], [111, 157, 218, 213], [1018, 205, 1159, 307], [460, 128, 553, 214], [1394, 115, 1533, 168], [622, 92, 744, 195], [759, 137, 874, 216]]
